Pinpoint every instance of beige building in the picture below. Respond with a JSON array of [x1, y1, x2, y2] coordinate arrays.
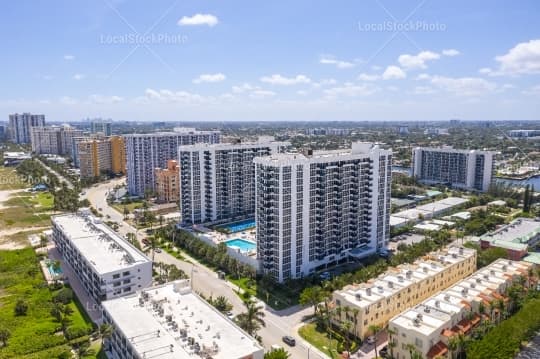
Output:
[[389, 258, 533, 359], [155, 160, 180, 203], [332, 246, 477, 339], [78, 136, 126, 178]]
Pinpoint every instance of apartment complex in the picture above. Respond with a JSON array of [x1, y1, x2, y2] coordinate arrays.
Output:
[[254, 142, 392, 283], [508, 129, 540, 138], [77, 136, 126, 178], [479, 217, 540, 260], [9, 112, 45, 144], [31, 125, 84, 156], [52, 209, 153, 302], [412, 147, 495, 192], [101, 280, 264, 359], [155, 160, 180, 203], [179, 137, 289, 225], [124, 128, 220, 197], [332, 246, 476, 339], [389, 258, 533, 359]]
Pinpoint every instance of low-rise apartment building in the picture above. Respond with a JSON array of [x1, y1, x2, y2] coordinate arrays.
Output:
[[389, 258, 533, 359], [155, 159, 180, 203], [480, 217, 540, 260], [332, 246, 476, 339], [101, 279, 264, 359], [52, 209, 153, 302]]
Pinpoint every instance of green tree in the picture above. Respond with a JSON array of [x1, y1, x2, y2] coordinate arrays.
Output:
[[75, 340, 95, 358], [14, 299, 28, 316], [99, 323, 113, 346], [299, 286, 324, 316], [0, 328, 11, 347], [235, 300, 266, 337], [264, 348, 291, 359], [212, 296, 233, 313]]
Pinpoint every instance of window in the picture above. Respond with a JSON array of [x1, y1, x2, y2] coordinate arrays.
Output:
[[415, 338, 423, 348], [123, 271, 130, 276], [112, 274, 120, 279]]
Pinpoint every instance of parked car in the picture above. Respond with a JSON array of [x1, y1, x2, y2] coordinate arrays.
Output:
[[282, 335, 296, 346], [319, 271, 331, 280], [154, 248, 162, 253], [379, 345, 388, 357], [367, 336, 376, 345]]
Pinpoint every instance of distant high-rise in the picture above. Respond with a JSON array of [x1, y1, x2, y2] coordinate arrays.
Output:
[[412, 146, 494, 192], [31, 125, 84, 156], [90, 118, 113, 136], [254, 142, 392, 282], [9, 113, 45, 144], [124, 128, 220, 197], [179, 137, 289, 225]]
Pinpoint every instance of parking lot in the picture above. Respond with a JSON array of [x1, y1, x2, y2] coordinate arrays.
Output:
[[388, 232, 426, 251]]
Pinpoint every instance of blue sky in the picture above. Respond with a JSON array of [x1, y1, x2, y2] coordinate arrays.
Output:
[[1, 0, 539, 122]]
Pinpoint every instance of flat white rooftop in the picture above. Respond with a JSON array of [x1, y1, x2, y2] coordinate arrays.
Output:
[[102, 280, 263, 359], [336, 246, 475, 308], [481, 218, 540, 245], [52, 210, 150, 274]]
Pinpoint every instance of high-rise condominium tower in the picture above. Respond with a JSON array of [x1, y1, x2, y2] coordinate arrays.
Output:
[[412, 146, 494, 192], [179, 137, 290, 225], [254, 142, 392, 282], [124, 128, 220, 197]]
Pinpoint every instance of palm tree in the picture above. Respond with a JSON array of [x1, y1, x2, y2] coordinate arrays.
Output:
[[448, 335, 459, 359], [456, 333, 470, 359], [387, 327, 397, 359], [235, 300, 266, 337], [99, 323, 113, 347], [299, 286, 324, 316], [212, 296, 232, 313], [340, 320, 353, 354], [368, 324, 381, 358], [75, 340, 96, 358], [264, 347, 291, 359], [406, 343, 418, 359], [123, 206, 129, 220]]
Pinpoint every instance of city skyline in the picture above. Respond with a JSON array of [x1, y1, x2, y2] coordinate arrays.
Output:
[[1, 1, 539, 122]]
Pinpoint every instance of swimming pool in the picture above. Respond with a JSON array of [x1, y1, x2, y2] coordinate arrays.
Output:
[[218, 219, 256, 233], [225, 238, 257, 252]]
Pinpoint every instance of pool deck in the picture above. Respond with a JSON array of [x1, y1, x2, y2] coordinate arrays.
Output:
[[200, 228, 257, 257]]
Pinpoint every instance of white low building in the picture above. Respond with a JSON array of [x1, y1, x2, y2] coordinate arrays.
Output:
[[52, 208, 153, 302], [101, 280, 264, 359]]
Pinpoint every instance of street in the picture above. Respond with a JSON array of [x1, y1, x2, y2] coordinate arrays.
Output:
[[82, 179, 324, 359]]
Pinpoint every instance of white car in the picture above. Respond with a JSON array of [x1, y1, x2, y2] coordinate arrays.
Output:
[[367, 336, 376, 345]]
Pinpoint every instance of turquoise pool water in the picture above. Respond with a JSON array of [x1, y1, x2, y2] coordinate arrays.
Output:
[[47, 263, 62, 276], [218, 219, 256, 233], [225, 238, 256, 252]]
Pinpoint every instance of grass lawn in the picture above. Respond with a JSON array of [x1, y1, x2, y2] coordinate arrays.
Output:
[[299, 323, 359, 358], [0, 166, 28, 191], [0, 192, 54, 227], [0, 228, 44, 248], [0, 248, 93, 358], [111, 200, 144, 215], [228, 276, 301, 309]]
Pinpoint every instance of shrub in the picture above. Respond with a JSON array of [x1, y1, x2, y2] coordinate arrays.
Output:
[[53, 288, 74, 305], [14, 299, 28, 316]]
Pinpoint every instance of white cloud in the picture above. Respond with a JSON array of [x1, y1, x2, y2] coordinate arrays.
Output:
[[250, 90, 276, 99], [88, 94, 124, 104], [324, 83, 378, 98], [382, 66, 406, 80], [178, 13, 219, 27], [232, 83, 257, 93], [398, 51, 440, 70], [494, 39, 540, 75], [427, 75, 497, 96], [413, 86, 436, 95], [296, 90, 308, 96], [73, 74, 85, 80], [522, 85, 540, 96], [319, 56, 355, 69], [64, 54, 75, 61], [60, 96, 78, 105], [478, 67, 493, 75], [442, 49, 460, 57], [144, 88, 204, 104], [193, 73, 226, 84], [260, 74, 311, 85], [358, 73, 380, 81], [416, 73, 431, 80]]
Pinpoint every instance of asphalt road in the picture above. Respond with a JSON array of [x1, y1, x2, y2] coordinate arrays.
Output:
[[83, 179, 324, 358]]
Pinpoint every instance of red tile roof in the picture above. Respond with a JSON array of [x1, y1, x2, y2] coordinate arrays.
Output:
[[427, 341, 448, 359]]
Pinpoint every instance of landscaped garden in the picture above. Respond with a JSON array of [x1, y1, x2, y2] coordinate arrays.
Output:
[[0, 248, 94, 358]]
